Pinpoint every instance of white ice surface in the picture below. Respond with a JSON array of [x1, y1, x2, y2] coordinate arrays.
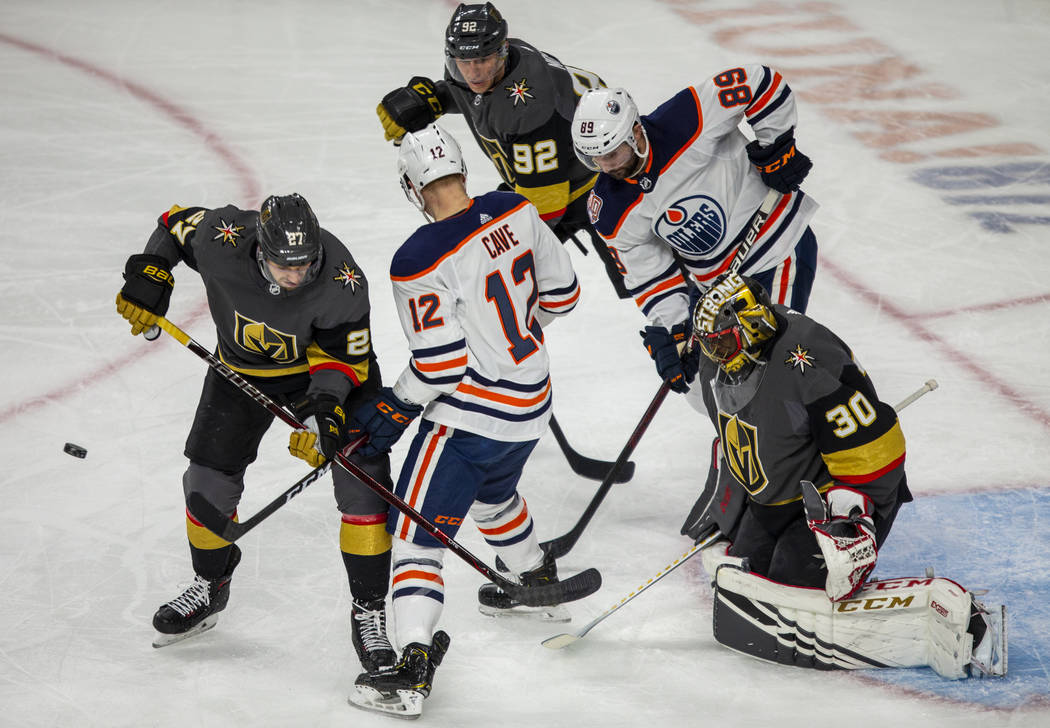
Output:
[[1, 1, 1048, 726]]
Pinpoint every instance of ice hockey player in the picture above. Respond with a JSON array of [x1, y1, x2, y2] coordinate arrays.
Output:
[[570, 68, 818, 393], [346, 124, 583, 719], [115, 194, 398, 673], [375, 2, 630, 299], [679, 272, 1006, 678]]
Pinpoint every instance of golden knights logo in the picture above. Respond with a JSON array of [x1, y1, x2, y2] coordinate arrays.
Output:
[[234, 312, 298, 363], [505, 78, 534, 106], [333, 261, 362, 291], [212, 219, 244, 247], [718, 412, 769, 496]]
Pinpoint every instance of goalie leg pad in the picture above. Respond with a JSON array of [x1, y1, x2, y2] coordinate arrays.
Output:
[[713, 566, 986, 679]]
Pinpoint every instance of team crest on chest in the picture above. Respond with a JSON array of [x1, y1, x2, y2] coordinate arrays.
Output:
[[234, 312, 297, 363], [212, 219, 244, 247], [505, 77, 534, 106], [654, 195, 726, 255], [718, 412, 769, 496], [785, 344, 815, 372], [333, 261, 362, 292]]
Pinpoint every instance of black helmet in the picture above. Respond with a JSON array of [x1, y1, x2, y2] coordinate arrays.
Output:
[[257, 193, 321, 267], [445, 3, 508, 59]]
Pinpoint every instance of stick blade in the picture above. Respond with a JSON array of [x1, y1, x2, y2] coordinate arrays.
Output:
[[541, 633, 580, 650], [187, 492, 242, 542], [511, 567, 602, 607]]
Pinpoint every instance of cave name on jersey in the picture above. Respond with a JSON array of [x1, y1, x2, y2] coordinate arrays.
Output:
[[482, 223, 521, 259], [654, 195, 727, 255]]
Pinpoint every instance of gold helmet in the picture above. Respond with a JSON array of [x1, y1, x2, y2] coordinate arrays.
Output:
[[691, 272, 778, 375]]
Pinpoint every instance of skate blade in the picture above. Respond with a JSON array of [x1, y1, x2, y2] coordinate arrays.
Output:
[[151, 615, 219, 648], [348, 685, 423, 720], [478, 602, 571, 623]]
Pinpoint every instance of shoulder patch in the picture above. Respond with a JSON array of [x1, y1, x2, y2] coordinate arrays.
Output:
[[784, 343, 815, 373], [587, 190, 603, 225], [332, 261, 363, 292], [212, 219, 245, 247], [505, 77, 535, 106]]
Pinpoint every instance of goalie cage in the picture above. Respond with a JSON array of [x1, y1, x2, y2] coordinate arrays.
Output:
[[712, 565, 1006, 679]]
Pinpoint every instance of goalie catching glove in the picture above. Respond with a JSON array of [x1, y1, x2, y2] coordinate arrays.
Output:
[[116, 253, 174, 336], [289, 394, 352, 467], [801, 480, 877, 602], [746, 128, 812, 194], [376, 77, 446, 144]]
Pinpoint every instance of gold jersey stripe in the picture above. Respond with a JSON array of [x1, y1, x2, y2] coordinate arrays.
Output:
[[821, 422, 907, 480], [217, 345, 309, 377]]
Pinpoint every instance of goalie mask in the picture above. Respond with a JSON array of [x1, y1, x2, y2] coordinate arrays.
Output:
[[397, 124, 467, 218], [692, 272, 778, 376], [571, 87, 648, 174]]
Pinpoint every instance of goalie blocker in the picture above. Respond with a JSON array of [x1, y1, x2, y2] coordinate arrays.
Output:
[[712, 564, 1006, 679]]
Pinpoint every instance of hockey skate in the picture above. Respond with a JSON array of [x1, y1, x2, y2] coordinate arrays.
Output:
[[968, 599, 1008, 678], [351, 598, 396, 672], [349, 630, 451, 720], [151, 545, 241, 648], [478, 550, 571, 622]]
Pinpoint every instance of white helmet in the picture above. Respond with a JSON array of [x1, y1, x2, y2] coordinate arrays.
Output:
[[571, 87, 646, 171], [397, 124, 467, 215]]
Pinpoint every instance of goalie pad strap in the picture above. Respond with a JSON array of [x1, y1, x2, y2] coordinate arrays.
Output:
[[712, 566, 975, 679]]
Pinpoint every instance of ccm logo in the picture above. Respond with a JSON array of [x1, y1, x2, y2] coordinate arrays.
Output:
[[434, 515, 462, 526]]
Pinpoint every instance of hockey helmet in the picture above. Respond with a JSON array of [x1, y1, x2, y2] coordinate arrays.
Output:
[[691, 272, 778, 375], [445, 3, 508, 59], [571, 87, 647, 172], [397, 124, 467, 216], [257, 193, 322, 267]]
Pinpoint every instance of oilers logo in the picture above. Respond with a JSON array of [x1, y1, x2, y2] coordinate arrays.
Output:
[[654, 195, 726, 255]]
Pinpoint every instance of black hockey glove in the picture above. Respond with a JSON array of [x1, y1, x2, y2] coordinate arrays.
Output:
[[746, 128, 812, 194], [377, 77, 446, 144], [351, 387, 424, 458], [641, 322, 699, 393], [116, 253, 174, 336], [289, 394, 350, 467]]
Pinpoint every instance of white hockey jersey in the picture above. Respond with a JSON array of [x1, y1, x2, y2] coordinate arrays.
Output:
[[390, 191, 580, 441], [587, 64, 819, 329]]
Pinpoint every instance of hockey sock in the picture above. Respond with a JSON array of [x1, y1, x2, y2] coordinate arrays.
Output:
[[341, 513, 392, 603]]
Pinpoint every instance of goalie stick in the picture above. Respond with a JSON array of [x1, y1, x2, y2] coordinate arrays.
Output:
[[542, 378, 939, 647], [156, 316, 602, 608], [549, 414, 635, 483]]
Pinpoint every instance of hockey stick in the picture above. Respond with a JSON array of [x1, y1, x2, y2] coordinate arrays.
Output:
[[549, 414, 635, 483], [541, 378, 940, 648], [156, 316, 602, 607], [729, 188, 781, 275], [540, 380, 672, 560]]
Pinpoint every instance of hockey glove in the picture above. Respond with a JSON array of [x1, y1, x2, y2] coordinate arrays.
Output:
[[746, 128, 812, 194], [376, 77, 445, 144], [116, 253, 174, 336], [801, 480, 877, 601], [351, 387, 424, 458], [640, 322, 698, 393], [289, 394, 350, 467]]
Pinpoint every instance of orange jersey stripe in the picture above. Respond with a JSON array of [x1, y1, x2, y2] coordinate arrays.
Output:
[[455, 381, 552, 408], [413, 355, 469, 373], [635, 272, 686, 307], [661, 88, 704, 174], [399, 426, 446, 540], [746, 71, 784, 118], [540, 287, 581, 309]]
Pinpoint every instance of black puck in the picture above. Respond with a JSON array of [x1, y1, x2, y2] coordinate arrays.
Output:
[[64, 443, 87, 459]]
